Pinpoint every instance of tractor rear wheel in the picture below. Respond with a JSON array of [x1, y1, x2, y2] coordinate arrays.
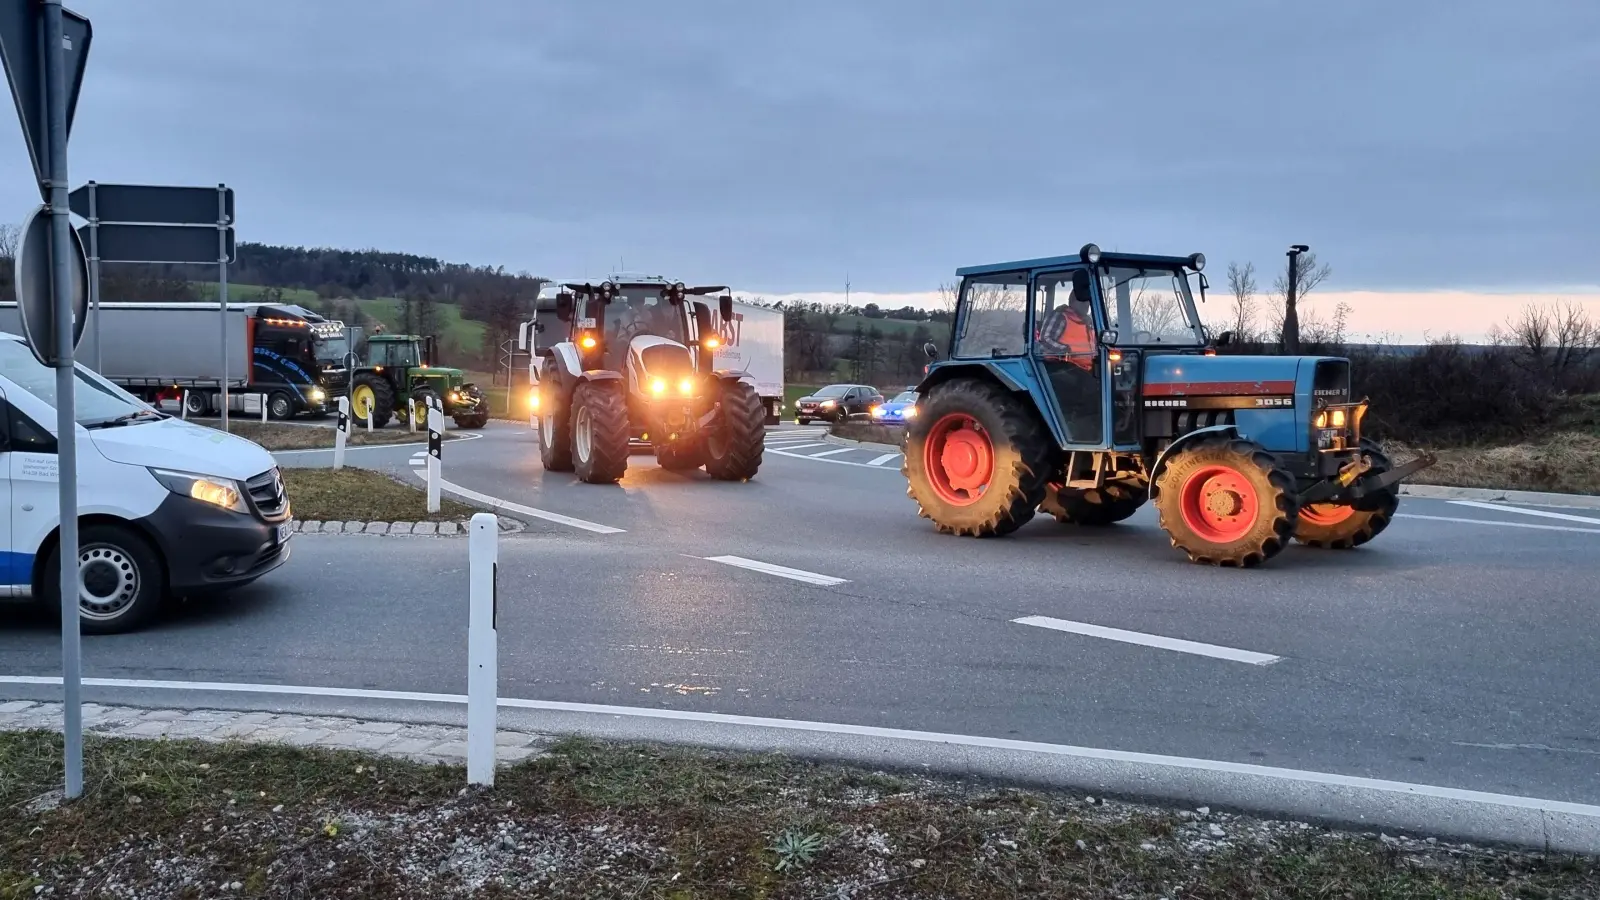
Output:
[[570, 381, 629, 484], [537, 377, 573, 472], [350, 373, 395, 428], [1154, 434, 1298, 567], [1041, 480, 1146, 526], [902, 379, 1052, 537], [1295, 443, 1399, 549], [704, 380, 766, 480]]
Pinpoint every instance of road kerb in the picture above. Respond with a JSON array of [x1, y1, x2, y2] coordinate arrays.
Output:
[[293, 517, 524, 536], [1400, 483, 1600, 510]]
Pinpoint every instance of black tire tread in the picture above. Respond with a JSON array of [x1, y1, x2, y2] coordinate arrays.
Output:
[[704, 381, 766, 481], [902, 379, 1053, 538], [352, 373, 395, 429], [1041, 479, 1147, 526], [572, 380, 630, 483], [1153, 434, 1298, 567], [538, 368, 574, 472]]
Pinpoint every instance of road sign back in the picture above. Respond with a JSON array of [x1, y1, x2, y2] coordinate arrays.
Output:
[[87, 221, 235, 265], [70, 182, 233, 225], [14, 202, 89, 366], [0, 2, 91, 198]]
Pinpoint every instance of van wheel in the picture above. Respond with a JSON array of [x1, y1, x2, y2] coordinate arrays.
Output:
[[40, 524, 166, 635]]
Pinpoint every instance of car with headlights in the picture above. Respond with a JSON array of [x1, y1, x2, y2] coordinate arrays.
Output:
[[794, 384, 882, 424], [0, 333, 292, 634], [870, 388, 919, 424]]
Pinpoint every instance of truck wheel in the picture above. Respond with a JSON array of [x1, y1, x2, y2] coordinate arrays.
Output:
[[351, 374, 395, 428], [538, 378, 573, 472], [267, 391, 295, 420], [40, 523, 166, 635], [1295, 445, 1399, 549], [902, 379, 1052, 538], [184, 391, 211, 417], [570, 381, 629, 484], [1041, 480, 1146, 526], [1154, 435, 1298, 567], [704, 380, 766, 481]]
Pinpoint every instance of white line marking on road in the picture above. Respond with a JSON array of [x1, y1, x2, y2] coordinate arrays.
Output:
[[1448, 500, 1600, 525], [701, 555, 849, 586], [766, 447, 907, 470], [808, 447, 855, 458], [1012, 616, 1284, 666], [867, 453, 900, 466], [1396, 513, 1600, 535], [767, 442, 829, 451], [6, 674, 1599, 822], [272, 431, 485, 455], [407, 471, 625, 534]]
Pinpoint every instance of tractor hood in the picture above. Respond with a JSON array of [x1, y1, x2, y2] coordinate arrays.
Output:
[[1141, 354, 1303, 398], [416, 366, 465, 378]]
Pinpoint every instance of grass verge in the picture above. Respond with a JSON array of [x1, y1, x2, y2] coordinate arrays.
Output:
[[1386, 432, 1600, 495], [282, 467, 477, 522], [199, 421, 439, 451], [2, 732, 1595, 899]]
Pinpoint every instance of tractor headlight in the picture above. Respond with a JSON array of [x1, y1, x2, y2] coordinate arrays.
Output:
[[530, 393, 540, 410], [650, 377, 667, 395], [580, 334, 597, 349], [150, 468, 247, 514], [1314, 410, 1349, 429], [450, 391, 462, 402], [678, 378, 695, 396], [704, 335, 721, 349]]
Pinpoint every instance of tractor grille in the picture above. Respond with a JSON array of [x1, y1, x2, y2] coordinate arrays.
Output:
[[1313, 359, 1351, 403], [245, 468, 290, 522]]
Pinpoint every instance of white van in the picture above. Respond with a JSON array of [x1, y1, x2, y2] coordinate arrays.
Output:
[[0, 332, 292, 634]]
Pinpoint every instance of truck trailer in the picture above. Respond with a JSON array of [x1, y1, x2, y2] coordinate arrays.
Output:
[[713, 300, 784, 424], [0, 301, 349, 419]]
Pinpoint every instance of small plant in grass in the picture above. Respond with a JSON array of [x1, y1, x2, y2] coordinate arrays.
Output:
[[770, 828, 827, 872]]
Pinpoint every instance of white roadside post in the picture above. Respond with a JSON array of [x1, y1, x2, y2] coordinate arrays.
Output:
[[180, 390, 189, 420], [407, 397, 416, 434], [259, 392, 268, 423], [426, 396, 443, 513], [334, 395, 350, 470], [466, 512, 499, 786]]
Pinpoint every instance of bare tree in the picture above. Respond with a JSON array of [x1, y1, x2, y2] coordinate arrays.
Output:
[[1225, 261, 1257, 342], [1500, 298, 1600, 382], [936, 281, 959, 318]]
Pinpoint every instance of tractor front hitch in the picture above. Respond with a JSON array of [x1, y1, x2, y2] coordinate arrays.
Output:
[[1298, 450, 1438, 506]]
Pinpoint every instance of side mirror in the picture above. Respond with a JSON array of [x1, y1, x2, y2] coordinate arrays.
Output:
[[1215, 330, 1234, 347], [719, 294, 734, 322], [555, 292, 574, 322], [922, 341, 939, 360], [1099, 329, 1118, 345], [1197, 272, 1210, 303], [691, 303, 716, 372]]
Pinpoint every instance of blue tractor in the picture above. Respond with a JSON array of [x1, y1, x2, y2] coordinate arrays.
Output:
[[903, 244, 1437, 567]]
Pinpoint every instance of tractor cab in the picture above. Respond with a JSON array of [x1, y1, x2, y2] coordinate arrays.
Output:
[[906, 242, 1436, 568]]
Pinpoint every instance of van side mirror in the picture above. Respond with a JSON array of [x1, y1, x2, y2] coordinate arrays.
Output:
[[719, 294, 734, 322], [555, 292, 574, 322], [922, 341, 939, 360]]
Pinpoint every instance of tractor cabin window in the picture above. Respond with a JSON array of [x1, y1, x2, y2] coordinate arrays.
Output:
[[1099, 266, 1203, 346], [952, 273, 1029, 359]]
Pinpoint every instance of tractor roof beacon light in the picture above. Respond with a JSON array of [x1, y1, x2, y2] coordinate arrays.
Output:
[[1188, 252, 1206, 272], [1079, 243, 1102, 265]]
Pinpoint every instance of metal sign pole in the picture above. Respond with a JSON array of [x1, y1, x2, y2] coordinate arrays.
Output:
[[42, 0, 83, 800], [218, 185, 229, 431], [85, 181, 98, 370]]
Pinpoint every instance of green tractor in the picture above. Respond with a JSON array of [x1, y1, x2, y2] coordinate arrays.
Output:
[[348, 333, 489, 429]]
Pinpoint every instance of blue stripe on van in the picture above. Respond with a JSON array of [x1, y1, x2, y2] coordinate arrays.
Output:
[[1, 550, 35, 586]]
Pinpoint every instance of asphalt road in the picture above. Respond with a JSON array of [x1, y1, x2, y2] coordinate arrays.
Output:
[[4, 420, 1599, 808]]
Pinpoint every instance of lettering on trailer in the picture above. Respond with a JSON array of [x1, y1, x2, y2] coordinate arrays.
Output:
[[718, 312, 744, 346]]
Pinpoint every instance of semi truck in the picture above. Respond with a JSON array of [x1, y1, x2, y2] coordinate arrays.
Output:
[[0, 301, 348, 419]]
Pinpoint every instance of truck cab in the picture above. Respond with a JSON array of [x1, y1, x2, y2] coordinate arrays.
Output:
[[0, 332, 293, 634]]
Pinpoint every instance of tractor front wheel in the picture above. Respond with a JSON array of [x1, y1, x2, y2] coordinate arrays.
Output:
[[570, 381, 629, 484], [902, 379, 1052, 537], [537, 376, 574, 472], [453, 412, 489, 429], [1295, 444, 1399, 549], [350, 374, 395, 429], [1154, 435, 1298, 567], [1041, 480, 1146, 526], [704, 380, 766, 481]]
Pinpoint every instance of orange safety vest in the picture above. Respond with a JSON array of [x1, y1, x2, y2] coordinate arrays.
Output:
[[1050, 307, 1095, 371]]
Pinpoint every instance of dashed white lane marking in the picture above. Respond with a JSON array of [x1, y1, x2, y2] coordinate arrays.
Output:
[[12, 675, 1600, 826], [406, 470, 625, 534], [1448, 500, 1600, 526], [867, 453, 901, 466], [1396, 513, 1600, 535], [1012, 616, 1284, 666], [700, 555, 849, 586], [808, 447, 855, 458]]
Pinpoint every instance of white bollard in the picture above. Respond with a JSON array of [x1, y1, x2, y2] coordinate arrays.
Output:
[[260, 393, 268, 424], [407, 398, 417, 434], [334, 396, 350, 470], [366, 407, 373, 433], [466, 511, 499, 787], [426, 399, 443, 513], [181, 390, 189, 420]]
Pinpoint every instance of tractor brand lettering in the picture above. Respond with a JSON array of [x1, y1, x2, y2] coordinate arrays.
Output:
[[1142, 380, 1296, 397], [1314, 389, 1347, 396], [1148, 395, 1296, 410]]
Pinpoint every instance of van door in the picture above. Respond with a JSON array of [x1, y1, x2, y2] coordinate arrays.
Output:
[[0, 390, 13, 594], [3, 395, 61, 597]]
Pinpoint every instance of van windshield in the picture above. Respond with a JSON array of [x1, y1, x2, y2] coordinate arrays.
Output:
[[0, 338, 160, 428]]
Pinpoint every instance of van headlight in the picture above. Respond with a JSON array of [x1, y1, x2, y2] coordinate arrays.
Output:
[[149, 468, 246, 513]]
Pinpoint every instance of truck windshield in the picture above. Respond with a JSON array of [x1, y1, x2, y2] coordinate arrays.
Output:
[[0, 338, 157, 427], [1100, 267, 1203, 346]]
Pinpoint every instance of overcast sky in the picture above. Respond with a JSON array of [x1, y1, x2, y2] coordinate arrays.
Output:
[[4, 1, 1597, 332]]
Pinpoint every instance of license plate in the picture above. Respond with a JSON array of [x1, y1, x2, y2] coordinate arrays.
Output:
[[276, 521, 294, 544]]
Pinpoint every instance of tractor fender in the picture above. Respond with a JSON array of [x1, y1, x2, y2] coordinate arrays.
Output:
[[914, 360, 1029, 396], [1147, 423, 1241, 498], [711, 369, 755, 386], [549, 342, 582, 379]]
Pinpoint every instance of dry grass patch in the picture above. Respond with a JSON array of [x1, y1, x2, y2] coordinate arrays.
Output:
[[1386, 432, 1600, 495], [281, 467, 478, 522]]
